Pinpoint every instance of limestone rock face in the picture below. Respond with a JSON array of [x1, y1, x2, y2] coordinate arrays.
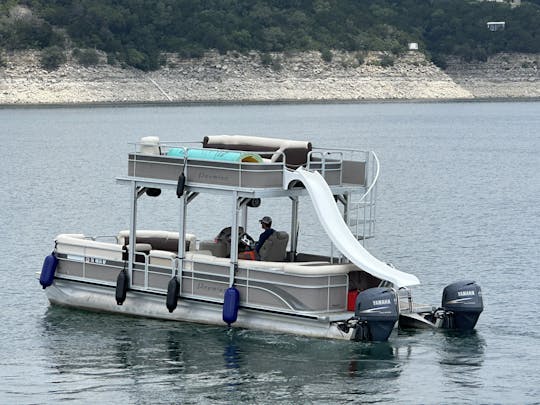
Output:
[[0, 50, 538, 105], [444, 53, 540, 98]]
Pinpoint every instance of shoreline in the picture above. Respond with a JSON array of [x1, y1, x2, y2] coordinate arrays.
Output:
[[1, 50, 539, 106], [1, 96, 540, 110]]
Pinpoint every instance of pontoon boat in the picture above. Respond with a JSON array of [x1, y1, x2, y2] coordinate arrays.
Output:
[[40, 135, 483, 341]]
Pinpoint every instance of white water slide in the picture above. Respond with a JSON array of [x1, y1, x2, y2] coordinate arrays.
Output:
[[286, 167, 420, 288]]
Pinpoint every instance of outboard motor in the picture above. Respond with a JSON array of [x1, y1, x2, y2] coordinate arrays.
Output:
[[354, 287, 398, 342], [441, 280, 483, 330]]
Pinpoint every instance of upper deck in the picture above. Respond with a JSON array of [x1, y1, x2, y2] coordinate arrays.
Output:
[[122, 135, 376, 198]]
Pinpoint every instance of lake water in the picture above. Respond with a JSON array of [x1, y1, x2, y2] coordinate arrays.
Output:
[[0, 101, 539, 404]]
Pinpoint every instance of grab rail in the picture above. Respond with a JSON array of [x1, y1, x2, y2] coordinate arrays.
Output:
[[306, 150, 344, 182], [358, 151, 380, 204]]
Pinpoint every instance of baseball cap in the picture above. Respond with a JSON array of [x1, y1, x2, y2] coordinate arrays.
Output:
[[259, 216, 272, 225]]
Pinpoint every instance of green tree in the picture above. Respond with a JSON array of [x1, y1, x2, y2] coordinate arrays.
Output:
[[73, 48, 100, 66], [3, 0, 539, 69], [40, 46, 66, 70], [320, 48, 332, 62]]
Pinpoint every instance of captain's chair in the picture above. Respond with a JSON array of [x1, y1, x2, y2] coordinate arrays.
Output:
[[259, 231, 289, 262]]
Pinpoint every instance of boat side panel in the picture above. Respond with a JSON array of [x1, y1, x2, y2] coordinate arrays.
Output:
[[132, 266, 172, 290], [56, 258, 121, 283], [55, 253, 349, 314], [342, 160, 366, 185], [128, 154, 283, 188], [307, 161, 342, 185]]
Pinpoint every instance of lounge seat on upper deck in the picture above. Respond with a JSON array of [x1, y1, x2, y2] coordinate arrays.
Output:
[[259, 231, 289, 262], [203, 135, 312, 168]]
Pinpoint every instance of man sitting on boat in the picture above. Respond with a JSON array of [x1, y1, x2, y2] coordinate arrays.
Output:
[[255, 216, 275, 259]]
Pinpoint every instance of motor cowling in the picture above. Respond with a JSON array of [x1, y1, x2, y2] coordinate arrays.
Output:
[[441, 280, 483, 330], [354, 287, 398, 342]]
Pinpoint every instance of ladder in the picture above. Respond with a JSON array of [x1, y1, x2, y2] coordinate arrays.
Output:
[[344, 151, 379, 246]]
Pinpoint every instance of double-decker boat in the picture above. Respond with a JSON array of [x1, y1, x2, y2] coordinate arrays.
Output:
[[39, 135, 483, 341]]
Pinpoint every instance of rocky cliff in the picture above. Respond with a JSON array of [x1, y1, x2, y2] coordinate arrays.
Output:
[[445, 53, 540, 99], [0, 50, 538, 105]]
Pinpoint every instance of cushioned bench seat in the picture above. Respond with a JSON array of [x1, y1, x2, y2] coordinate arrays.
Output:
[[117, 230, 196, 253]]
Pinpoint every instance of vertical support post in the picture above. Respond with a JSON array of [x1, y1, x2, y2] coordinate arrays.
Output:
[[341, 193, 350, 263], [343, 192, 350, 227], [128, 181, 138, 286], [177, 191, 187, 283], [290, 196, 299, 261], [229, 191, 239, 287], [240, 201, 248, 233], [370, 152, 378, 244]]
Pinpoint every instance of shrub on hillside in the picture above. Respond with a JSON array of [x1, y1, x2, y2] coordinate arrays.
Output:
[[356, 52, 366, 66], [260, 53, 282, 72], [430, 53, 448, 69], [73, 48, 99, 66], [379, 54, 395, 67], [320, 49, 333, 63], [270, 55, 283, 72], [260, 52, 273, 66], [40, 46, 66, 70]]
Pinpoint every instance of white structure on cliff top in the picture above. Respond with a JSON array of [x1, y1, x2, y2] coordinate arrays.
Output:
[[487, 21, 506, 31], [481, 0, 520, 7]]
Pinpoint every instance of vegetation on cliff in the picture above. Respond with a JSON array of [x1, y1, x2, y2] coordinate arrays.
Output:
[[1, 0, 539, 71]]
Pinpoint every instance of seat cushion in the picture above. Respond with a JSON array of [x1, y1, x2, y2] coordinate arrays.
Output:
[[259, 231, 289, 262]]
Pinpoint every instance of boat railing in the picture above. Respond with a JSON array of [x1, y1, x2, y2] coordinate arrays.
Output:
[[346, 151, 379, 244], [55, 235, 124, 260], [306, 150, 344, 183], [54, 236, 349, 314], [303, 148, 379, 247], [88, 235, 119, 243], [126, 138, 376, 192], [397, 287, 414, 313], [128, 141, 289, 190], [142, 139, 290, 163], [130, 254, 349, 314]]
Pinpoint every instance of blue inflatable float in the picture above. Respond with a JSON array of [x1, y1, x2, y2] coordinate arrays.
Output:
[[222, 287, 240, 326], [167, 148, 263, 163], [39, 253, 58, 289]]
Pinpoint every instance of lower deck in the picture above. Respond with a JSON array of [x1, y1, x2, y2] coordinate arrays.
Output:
[[54, 232, 381, 318]]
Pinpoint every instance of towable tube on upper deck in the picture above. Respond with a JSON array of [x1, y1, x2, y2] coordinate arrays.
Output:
[[167, 148, 263, 163], [285, 167, 420, 288]]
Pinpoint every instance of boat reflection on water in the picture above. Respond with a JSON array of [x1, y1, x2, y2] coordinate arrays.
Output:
[[223, 338, 241, 370], [40, 306, 411, 399], [346, 342, 401, 378]]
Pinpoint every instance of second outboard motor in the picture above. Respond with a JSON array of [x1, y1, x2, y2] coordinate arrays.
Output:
[[354, 287, 398, 342], [441, 280, 483, 330]]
